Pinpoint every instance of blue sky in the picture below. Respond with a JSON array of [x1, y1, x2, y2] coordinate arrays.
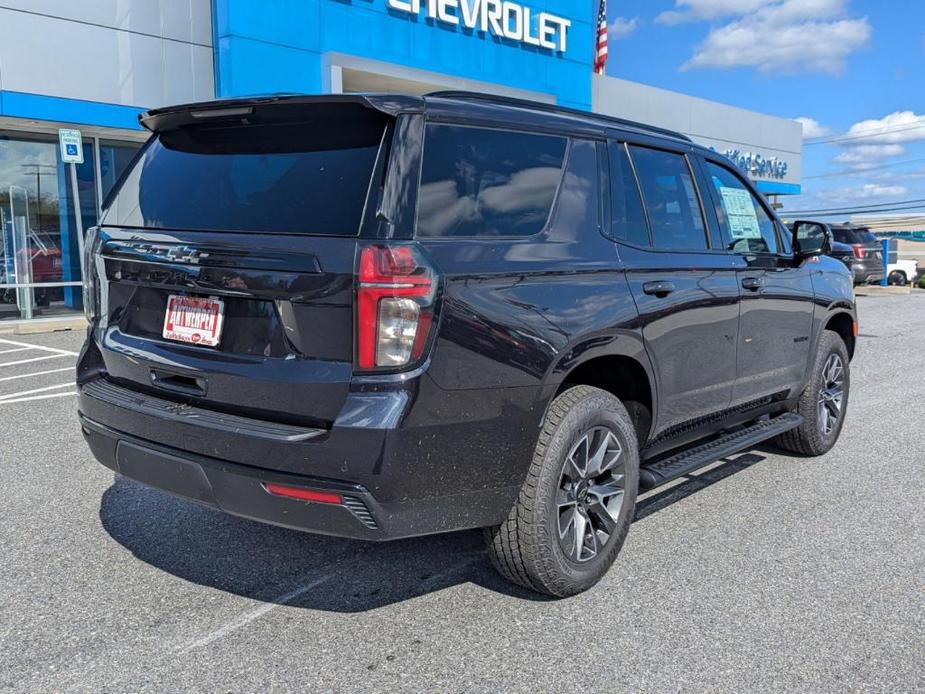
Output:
[[604, 0, 925, 221]]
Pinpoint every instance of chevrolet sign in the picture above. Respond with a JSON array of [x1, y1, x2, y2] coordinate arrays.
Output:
[[387, 0, 571, 52]]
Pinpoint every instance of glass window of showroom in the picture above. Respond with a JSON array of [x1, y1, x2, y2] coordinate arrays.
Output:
[[0, 130, 143, 321]]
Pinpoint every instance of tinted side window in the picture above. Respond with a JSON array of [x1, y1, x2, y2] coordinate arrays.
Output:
[[416, 125, 568, 238], [608, 143, 649, 246], [705, 161, 779, 254], [548, 139, 599, 233], [629, 147, 708, 251]]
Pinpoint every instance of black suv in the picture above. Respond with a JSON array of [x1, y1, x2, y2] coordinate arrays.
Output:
[[78, 93, 857, 597], [827, 224, 884, 285]]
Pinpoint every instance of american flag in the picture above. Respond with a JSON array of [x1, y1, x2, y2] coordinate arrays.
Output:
[[594, 0, 608, 75]]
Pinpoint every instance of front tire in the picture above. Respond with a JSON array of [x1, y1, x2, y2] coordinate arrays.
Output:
[[484, 386, 639, 597], [888, 271, 907, 287], [775, 331, 850, 456]]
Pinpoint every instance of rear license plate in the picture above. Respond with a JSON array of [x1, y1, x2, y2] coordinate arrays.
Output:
[[163, 295, 224, 347]]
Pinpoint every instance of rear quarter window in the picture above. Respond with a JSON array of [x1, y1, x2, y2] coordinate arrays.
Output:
[[415, 125, 568, 238]]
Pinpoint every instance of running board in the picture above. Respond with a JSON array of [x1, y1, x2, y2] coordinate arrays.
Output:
[[639, 413, 803, 491]]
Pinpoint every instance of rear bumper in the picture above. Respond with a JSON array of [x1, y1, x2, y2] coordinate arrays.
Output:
[[848, 262, 884, 284], [80, 413, 384, 540], [79, 411, 519, 541], [77, 372, 538, 539]]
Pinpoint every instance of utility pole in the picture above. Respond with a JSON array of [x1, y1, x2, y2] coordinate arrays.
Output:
[[20, 164, 56, 236]]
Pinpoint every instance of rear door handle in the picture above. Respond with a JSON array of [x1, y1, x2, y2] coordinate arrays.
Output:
[[643, 281, 676, 297], [741, 277, 763, 291]]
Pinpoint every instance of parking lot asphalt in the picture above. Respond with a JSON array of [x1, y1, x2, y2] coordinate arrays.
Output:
[[1, 295, 923, 693]]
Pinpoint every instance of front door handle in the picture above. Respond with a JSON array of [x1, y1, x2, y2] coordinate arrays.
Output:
[[741, 277, 763, 291], [643, 281, 676, 297]]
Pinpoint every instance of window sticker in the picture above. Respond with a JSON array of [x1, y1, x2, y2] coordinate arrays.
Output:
[[719, 187, 761, 239]]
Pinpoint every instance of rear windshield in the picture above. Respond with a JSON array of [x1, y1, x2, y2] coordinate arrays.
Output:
[[102, 105, 387, 236], [833, 227, 877, 244]]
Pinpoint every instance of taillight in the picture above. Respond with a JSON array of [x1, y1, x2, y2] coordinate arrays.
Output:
[[852, 244, 866, 260], [83, 226, 101, 322], [356, 244, 437, 371]]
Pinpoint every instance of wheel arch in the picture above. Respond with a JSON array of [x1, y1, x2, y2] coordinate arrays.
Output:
[[824, 309, 857, 360], [545, 336, 657, 447]]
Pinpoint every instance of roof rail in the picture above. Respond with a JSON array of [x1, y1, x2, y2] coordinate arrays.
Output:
[[426, 90, 693, 143]]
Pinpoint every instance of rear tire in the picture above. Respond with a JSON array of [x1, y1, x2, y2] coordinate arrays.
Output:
[[775, 331, 850, 456], [888, 271, 907, 287], [484, 386, 639, 597]]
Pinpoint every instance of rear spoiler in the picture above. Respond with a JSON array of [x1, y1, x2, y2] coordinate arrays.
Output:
[[139, 94, 424, 133]]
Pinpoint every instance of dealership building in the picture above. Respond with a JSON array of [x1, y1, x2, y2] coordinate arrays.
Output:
[[0, 0, 802, 324]]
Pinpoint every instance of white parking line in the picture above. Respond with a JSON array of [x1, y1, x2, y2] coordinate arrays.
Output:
[[0, 347, 33, 355], [0, 337, 79, 356], [177, 574, 334, 653], [0, 382, 76, 401], [0, 367, 74, 383], [0, 391, 76, 405], [175, 552, 481, 654], [0, 354, 72, 369]]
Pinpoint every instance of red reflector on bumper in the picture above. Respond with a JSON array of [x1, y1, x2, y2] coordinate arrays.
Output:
[[263, 483, 343, 505]]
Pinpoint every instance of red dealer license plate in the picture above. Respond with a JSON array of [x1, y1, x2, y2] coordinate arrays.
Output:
[[163, 295, 225, 347]]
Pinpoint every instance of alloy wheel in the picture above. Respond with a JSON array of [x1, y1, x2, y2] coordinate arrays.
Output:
[[556, 427, 626, 563], [817, 353, 845, 437]]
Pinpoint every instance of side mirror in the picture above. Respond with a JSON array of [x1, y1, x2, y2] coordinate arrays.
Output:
[[792, 220, 833, 259]]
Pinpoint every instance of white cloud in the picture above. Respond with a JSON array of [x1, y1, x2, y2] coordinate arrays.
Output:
[[844, 111, 925, 144], [834, 144, 906, 165], [609, 17, 639, 40], [854, 183, 907, 198], [672, 0, 871, 74], [875, 169, 925, 182], [808, 183, 910, 206], [794, 117, 830, 139], [822, 112, 925, 171], [841, 183, 909, 200], [657, 0, 773, 24]]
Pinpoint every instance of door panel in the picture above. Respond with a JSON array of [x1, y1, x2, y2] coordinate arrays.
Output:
[[612, 142, 740, 435], [621, 247, 740, 434], [696, 157, 814, 402], [734, 254, 814, 403]]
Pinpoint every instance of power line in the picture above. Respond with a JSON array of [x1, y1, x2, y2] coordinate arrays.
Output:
[[803, 157, 925, 180], [781, 205, 925, 219], [781, 198, 925, 216], [787, 203, 925, 216], [853, 215, 925, 222], [855, 216, 925, 224], [865, 224, 925, 229], [784, 196, 925, 211], [783, 207, 925, 219], [804, 122, 925, 146]]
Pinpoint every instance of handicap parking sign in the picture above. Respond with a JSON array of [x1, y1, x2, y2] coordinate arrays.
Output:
[[58, 129, 84, 164]]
